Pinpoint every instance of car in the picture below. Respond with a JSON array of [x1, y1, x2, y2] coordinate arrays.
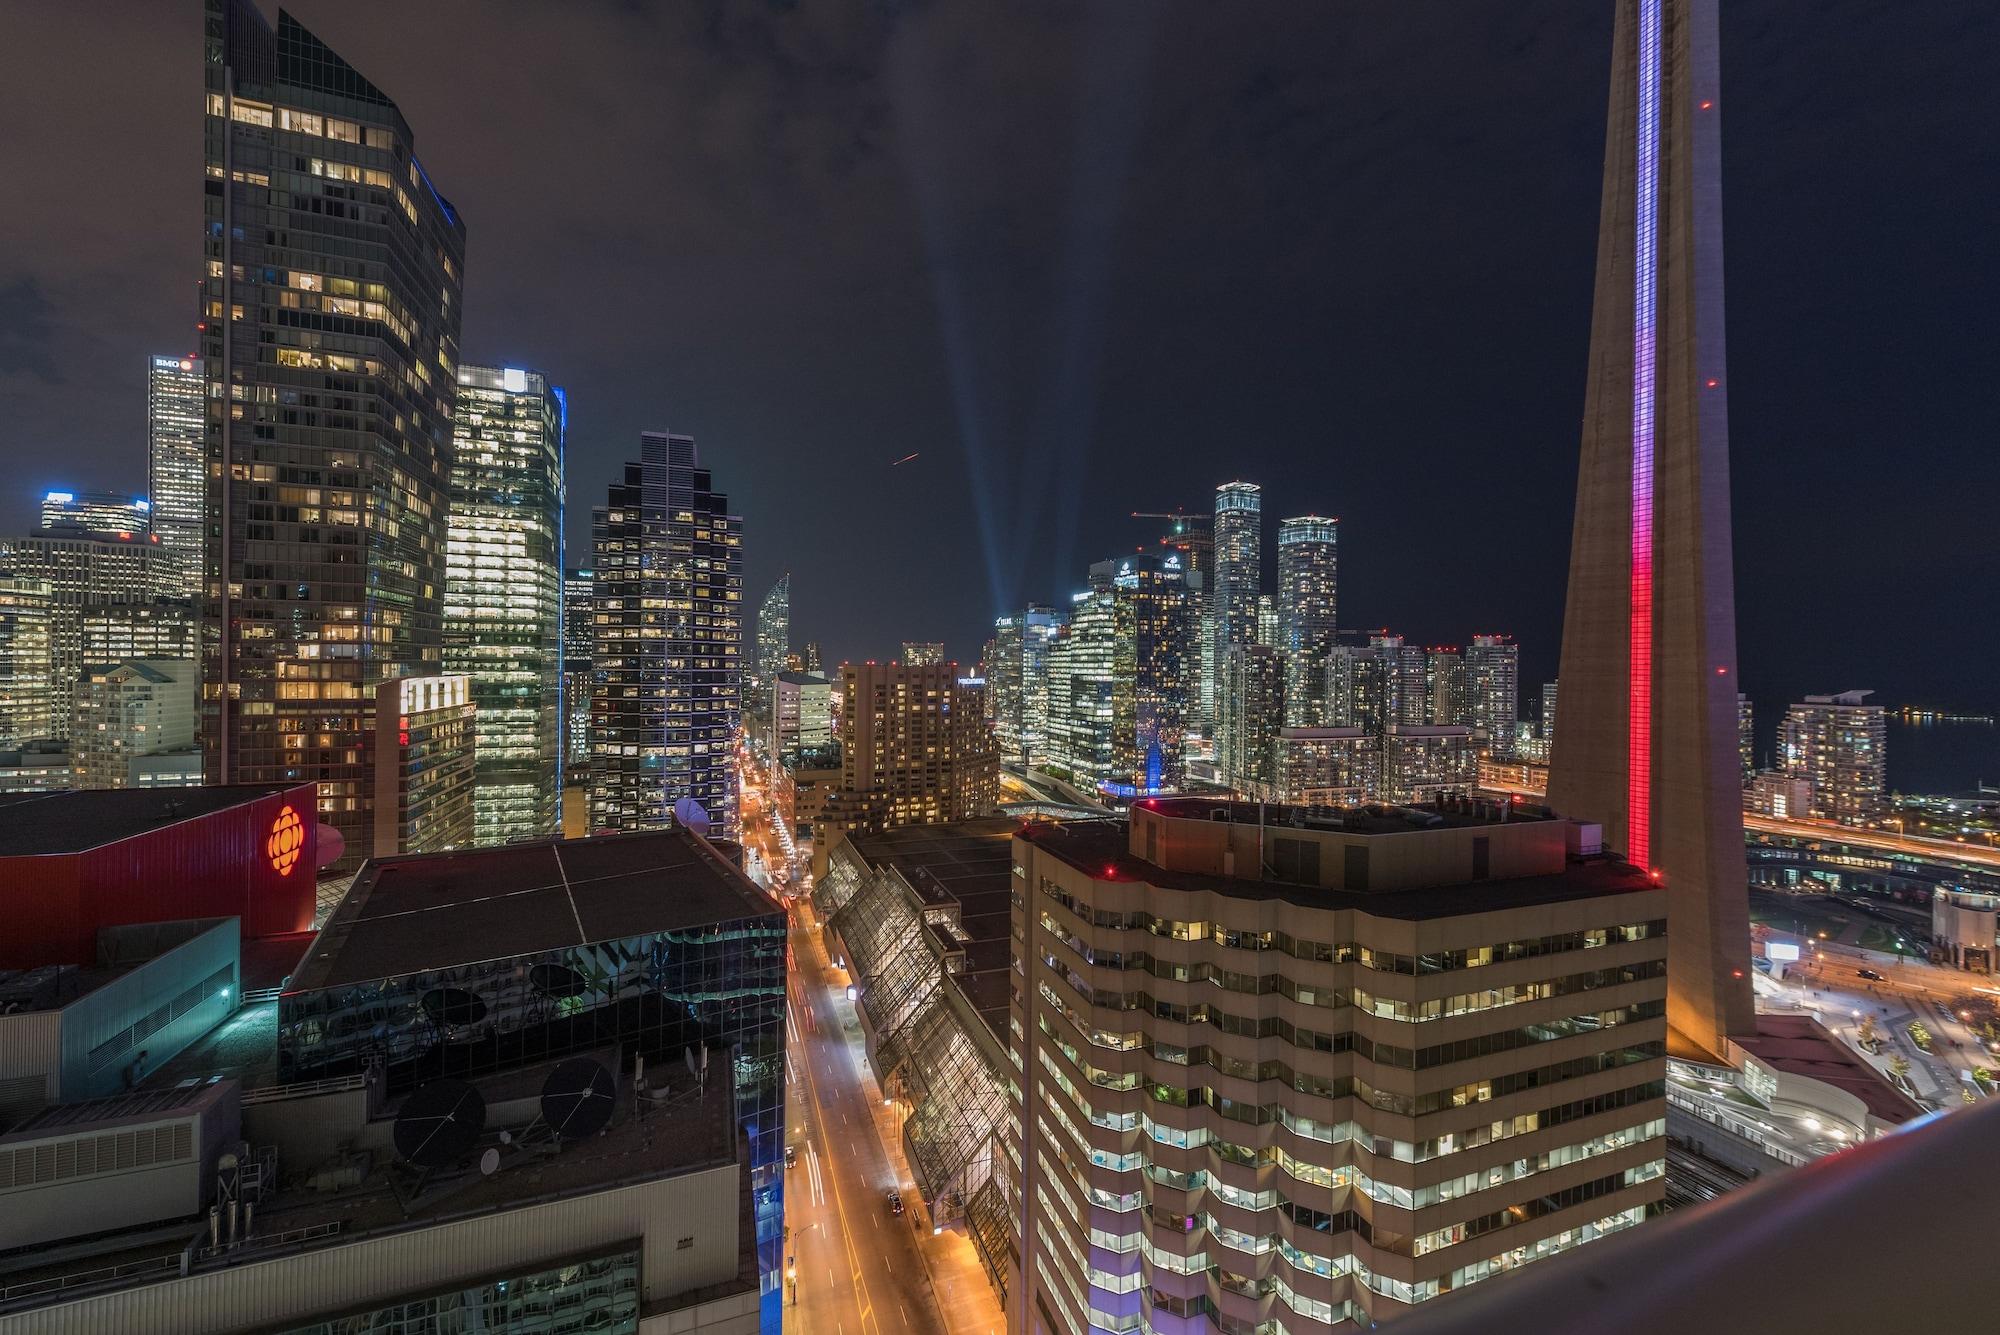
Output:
[[785, 1144, 799, 1169], [1857, 968, 1883, 981], [887, 1189, 904, 1215]]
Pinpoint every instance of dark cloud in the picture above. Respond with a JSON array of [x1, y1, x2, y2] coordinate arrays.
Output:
[[0, 1, 1993, 719]]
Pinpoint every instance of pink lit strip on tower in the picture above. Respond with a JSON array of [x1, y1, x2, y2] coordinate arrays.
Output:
[[1629, 0, 1662, 870]]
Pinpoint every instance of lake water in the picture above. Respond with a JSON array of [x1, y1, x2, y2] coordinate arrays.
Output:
[[1887, 721, 2000, 796]]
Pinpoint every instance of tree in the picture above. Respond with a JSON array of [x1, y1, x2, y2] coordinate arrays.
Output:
[[1910, 1021, 1934, 1053], [1889, 1055, 1912, 1087], [1858, 1014, 1879, 1048], [1974, 1066, 1993, 1088]]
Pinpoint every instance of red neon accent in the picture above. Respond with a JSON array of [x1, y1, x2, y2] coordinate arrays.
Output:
[[1706, 378, 1719, 388], [1700, 100, 1714, 110]]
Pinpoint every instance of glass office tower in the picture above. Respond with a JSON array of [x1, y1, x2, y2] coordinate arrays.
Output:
[[445, 365, 565, 844], [147, 355, 206, 597], [590, 433, 743, 837], [200, 0, 466, 872]]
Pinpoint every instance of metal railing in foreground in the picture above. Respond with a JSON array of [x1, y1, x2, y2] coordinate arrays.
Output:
[[1391, 1098, 1999, 1335]]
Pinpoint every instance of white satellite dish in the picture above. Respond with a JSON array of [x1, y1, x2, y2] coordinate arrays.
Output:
[[479, 1148, 500, 1176], [684, 1046, 697, 1075]]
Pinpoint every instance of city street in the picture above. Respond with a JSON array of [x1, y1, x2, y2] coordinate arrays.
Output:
[[741, 745, 1002, 1335]]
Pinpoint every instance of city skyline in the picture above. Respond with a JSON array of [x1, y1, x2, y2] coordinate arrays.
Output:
[[3, 2, 1994, 713]]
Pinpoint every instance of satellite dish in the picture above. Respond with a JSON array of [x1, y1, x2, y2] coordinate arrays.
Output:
[[393, 1080, 486, 1169], [419, 987, 488, 1026], [673, 797, 711, 835], [684, 1046, 697, 1075], [541, 1058, 616, 1142], [479, 1148, 501, 1176], [529, 962, 587, 1001]]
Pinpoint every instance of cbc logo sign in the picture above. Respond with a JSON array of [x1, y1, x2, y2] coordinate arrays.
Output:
[[267, 805, 305, 877]]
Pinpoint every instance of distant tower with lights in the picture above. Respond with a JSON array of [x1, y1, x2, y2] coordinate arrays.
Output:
[[1547, 0, 1751, 1058]]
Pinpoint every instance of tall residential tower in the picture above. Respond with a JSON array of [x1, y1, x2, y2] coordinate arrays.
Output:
[[147, 354, 206, 596]]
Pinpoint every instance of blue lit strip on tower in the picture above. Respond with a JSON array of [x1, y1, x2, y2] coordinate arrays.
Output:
[[1628, 0, 1661, 871]]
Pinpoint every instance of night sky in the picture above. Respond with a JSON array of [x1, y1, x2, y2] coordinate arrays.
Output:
[[3, 2, 1994, 717]]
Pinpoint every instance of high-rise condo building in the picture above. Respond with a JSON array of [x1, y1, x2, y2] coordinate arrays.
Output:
[[589, 432, 743, 836], [201, 1, 466, 873], [902, 641, 946, 667], [1781, 691, 1887, 826], [1277, 516, 1339, 728], [444, 364, 566, 845], [1427, 646, 1469, 727], [813, 661, 996, 871], [1542, 679, 1560, 741], [0, 575, 54, 746], [1326, 641, 1392, 734], [1737, 690, 1753, 780], [1256, 593, 1279, 650], [5, 530, 176, 741], [1108, 553, 1191, 796], [1151, 512, 1215, 750], [1465, 634, 1521, 757], [563, 566, 596, 775], [40, 491, 152, 536], [1210, 482, 1262, 767], [147, 354, 206, 596], [1382, 723, 1478, 802], [1219, 642, 1285, 796], [1547, 0, 1753, 1058], [72, 659, 199, 789], [802, 640, 823, 673], [756, 574, 791, 690], [1274, 725, 1377, 804], [1047, 588, 1117, 790], [81, 597, 199, 668], [1377, 634, 1430, 727], [1012, 798, 1667, 1329]]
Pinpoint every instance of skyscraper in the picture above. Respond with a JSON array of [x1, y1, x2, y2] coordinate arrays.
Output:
[[1781, 690, 1887, 825], [444, 365, 566, 845], [1737, 690, 1753, 780], [988, 613, 1025, 766], [1150, 511, 1215, 751], [1219, 642, 1285, 796], [756, 574, 791, 688], [1045, 588, 1116, 790], [201, 1, 466, 872], [563, 566, 595, 775], [1017, 603, 1067, 770], [1013, 799, 1665, 1328], [814, 660, 997, 871], [1427, 645, 1469, 726], [1547, 0, 1753, 1058], [1275, 515, 1338, 655], [1465, 633, 1521, 756], [6, 530, 176, 741], [589, 432, 743, 836], [1209, 481, 1262, 766], [39, 491, 151, 536], [147, 354, 206, 596], [1108, 553, 1191, 795], [0, 575, 54, 747]]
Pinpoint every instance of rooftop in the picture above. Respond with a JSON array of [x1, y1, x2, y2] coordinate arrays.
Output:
[[847, 818, 1018, 1037], [1735, 1013, 1926, 1126], [1022, 817, 1656, 919], [292, 829, 780, 991], [1140, 794, 1558, 838], [0, 784, 299, 857]]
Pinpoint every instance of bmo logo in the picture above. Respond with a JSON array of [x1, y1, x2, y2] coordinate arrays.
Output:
[[267, 805, 305, 877]]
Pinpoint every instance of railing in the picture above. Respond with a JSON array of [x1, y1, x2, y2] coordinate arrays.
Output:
[[239, 1073, 367, 1105], [1, 1254, 181, 1305], [1390, 1098, 1999, 1335]]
